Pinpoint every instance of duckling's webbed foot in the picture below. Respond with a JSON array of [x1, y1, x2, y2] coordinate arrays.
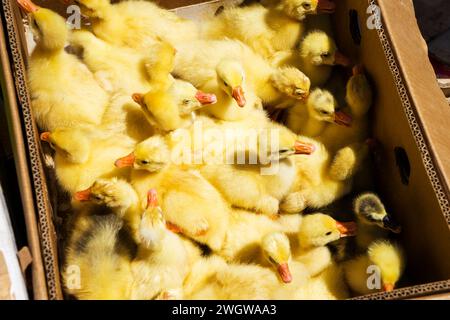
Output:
[[280, 192, 306, 214]]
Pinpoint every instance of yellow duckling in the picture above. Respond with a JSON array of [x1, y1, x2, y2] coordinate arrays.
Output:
[[202, 0, 335, 58], [218, 210, 302, 273], [73, 178, 141, 242], [199, 129, 316, 217], [173, 48, 261, 121], [262, 0, 336, 20], [63, 211, 133, 300], [130, 189, 194, 300], [344, 240, 405, 295], [74, 0, 198, 50], [353, 193, 402, 251], [114, 135, 230, 251], [320, 66, 374, 152], [175, 39, 310, 107], [293, 213, 357, 277], [260, 231, 350, 300], [132, 80, 217, 132], [286, 88, 353, 136], [18, 0, 109, 131], [40, 128, 133, 195], [272, 30, 351, 87], [280, 136, 353, 213], [69, 30, 155, 95]]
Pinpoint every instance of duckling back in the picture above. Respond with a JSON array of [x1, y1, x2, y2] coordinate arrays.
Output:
[[63, 212, 134, 300]]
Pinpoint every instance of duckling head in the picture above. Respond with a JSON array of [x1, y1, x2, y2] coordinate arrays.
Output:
[[115, 135, 170, 172], [40, 129, 90, 164], [270, 67, 311, 100], [139, 189, 167, 250], [280, 0, 336, 21], [74, 178, 138, 211], [73, 0, 110, 19], [354, 192, 402, 233], [307, 88, 353, 127], [216, 59, 247, 107], [300, 31, 351, 67], [298, 213, 357, 249], [368, 240, 405, 292], [18, 0, 68, 51], [346, 65, 374, 118], [262, 232, 293, 283], [261, 125, 316, 161]]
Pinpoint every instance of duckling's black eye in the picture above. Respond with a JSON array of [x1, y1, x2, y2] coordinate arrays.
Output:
[[325, 231, 332, 236], [321, 110, 330, 115], [94, 195, 102, 201], [321, 52, 331, 58], [302, 3, 312, 10], [268, 257, 277, 264], [223, 82, 229, 87], [183, 99, 191, 105], [140, 160, 150, 165]]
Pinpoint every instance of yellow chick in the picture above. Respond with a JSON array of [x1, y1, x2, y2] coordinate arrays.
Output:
[[202, 0, 335, 58], [69, 30, 154, 95], [173, 44, 262, 121], [18, 0, 109, 131], [133, 79, 217, 132], [175, 39, 310, 107], [344, 240, 405, 295], [353, 193, 402, 251], [40, 128, 134, 195], [74, 0, 198, 50], [73, 178, 141, 242], [272, 30, 351, 87], [260, 231, 350, 300], [262, 0, 336, 20], [114, 135, 230, 251], [286, 88, 353, 136], [199, 129, 316, 217], [63, 211, 133, 300], [280, 136, 353, 213], [293, 213, 357, 276], [320, 66, 374, 152], [218, 210, 302, 272]]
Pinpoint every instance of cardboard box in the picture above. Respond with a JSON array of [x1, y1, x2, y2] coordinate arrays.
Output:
[[0, 0, 449, 300]]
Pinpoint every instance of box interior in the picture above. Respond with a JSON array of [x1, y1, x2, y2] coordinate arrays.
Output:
[[8, 0, 450, 298]]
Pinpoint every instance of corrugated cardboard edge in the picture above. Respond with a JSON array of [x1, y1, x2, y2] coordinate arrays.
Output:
[[1, 0, 63, 300]]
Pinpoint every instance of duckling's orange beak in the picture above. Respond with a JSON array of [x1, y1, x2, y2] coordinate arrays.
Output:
[[17, 0, 39, 13], [334, 111, 353, 127], [40, 132, 51, 142], [195, 91, 217, 105], [277, 263, 292, 284], [232, 86, 246, 107], [353, 64, 365, 76], [115, 152, 136, 168], [74, 187, 92, 202], [146, 189, 159, 209], [317, 0, 336, 13], [132, 93, 145, 107], [336, 221, 358, 237], [294, 141, 316, 155], [383, 283, 395, 292], [334, 51, 352, 67]]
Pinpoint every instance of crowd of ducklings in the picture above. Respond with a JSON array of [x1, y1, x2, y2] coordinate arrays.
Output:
[[18, 0, 406, 299]]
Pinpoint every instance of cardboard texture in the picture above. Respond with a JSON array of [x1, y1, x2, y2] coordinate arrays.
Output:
[[0, 0, 449, 300]]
